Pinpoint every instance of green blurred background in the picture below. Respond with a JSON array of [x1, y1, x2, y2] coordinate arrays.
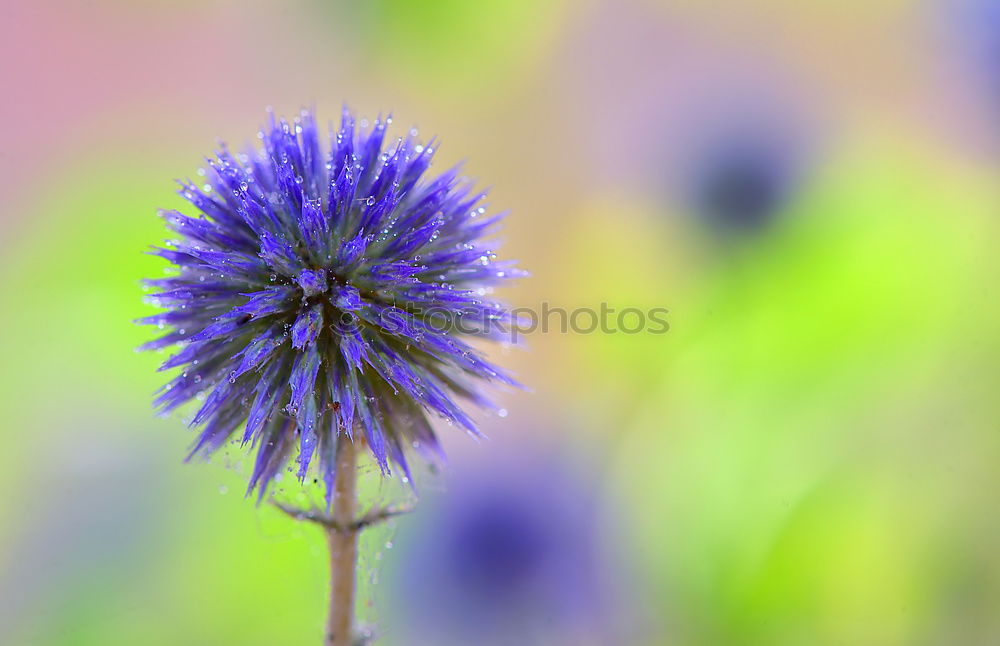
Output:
[[3, 0, 1000, 644]]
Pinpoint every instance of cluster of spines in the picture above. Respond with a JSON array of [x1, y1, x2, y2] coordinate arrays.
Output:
[[140, 109, 522, 503]]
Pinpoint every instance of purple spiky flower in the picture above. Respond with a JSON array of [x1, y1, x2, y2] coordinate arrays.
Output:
[[385, 447, 632, 646], [139, 108, 522, 503]]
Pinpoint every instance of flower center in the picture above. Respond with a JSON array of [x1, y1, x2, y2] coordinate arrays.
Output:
[[296, 269, 329, 297]]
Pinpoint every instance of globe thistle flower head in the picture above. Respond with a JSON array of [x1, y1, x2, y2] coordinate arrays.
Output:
[[644, 68, 821, 238], [385, 448, 630, 646], [688, 133, 798, 233], [139, 108, 522, 503]]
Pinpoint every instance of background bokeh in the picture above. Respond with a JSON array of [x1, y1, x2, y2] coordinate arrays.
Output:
[[3, 0, 1000, 644]]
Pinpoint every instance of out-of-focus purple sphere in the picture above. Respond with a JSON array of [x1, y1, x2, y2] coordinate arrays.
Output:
[[383, 448, 633, 646]]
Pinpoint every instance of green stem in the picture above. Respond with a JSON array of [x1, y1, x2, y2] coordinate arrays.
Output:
[[325, 439, 358, 646]]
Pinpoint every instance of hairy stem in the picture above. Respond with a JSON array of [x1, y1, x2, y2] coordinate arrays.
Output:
[[326, 439, 358, 646], [271, 442, 416, 645]]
